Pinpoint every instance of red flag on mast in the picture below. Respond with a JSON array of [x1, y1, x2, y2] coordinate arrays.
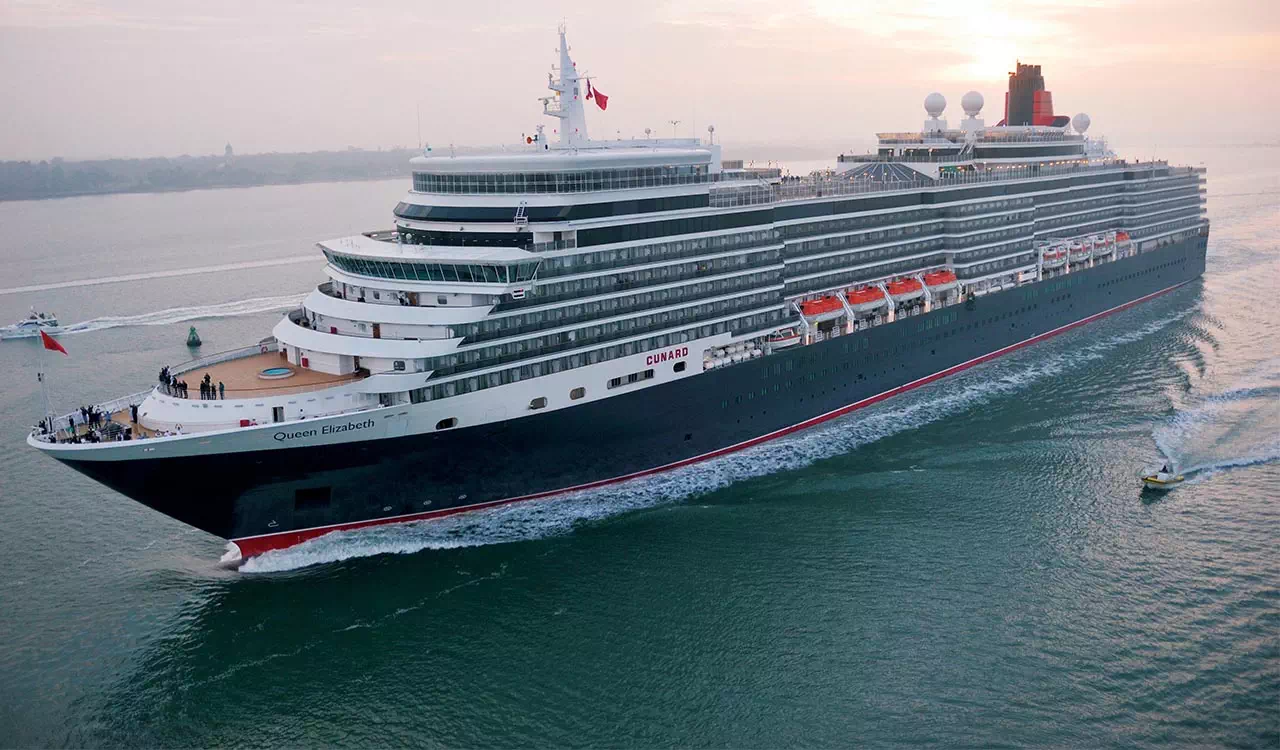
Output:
[[586, 80, 608, 111], [40, 329, 67, 355]]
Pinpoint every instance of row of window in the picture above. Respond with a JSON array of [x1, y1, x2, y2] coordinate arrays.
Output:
[[788, 239, 946, 278], [789, 221, 942, 260], [325, 252, 540, 285], [576, 209, 773, 247], [538, 229, 776, 279], [427, 292, 782, 379], [942, 197, 1035, 217], [949, 240, 1034, 267], [462, 269, 781, 344], [395, 229, 529, 249], [1119, 185, 1202, 205], [411, 164, 711, 195], [779, 208, 941, 241], [945, 225, 1032, 250], [393, 194, 709, 223], [954, 253, 1036, 279], [1098, 255, 1188, 289], [942, 210, 1033, 232], [1037, 207, 1124, 233], [519, 248, 780, 310], [1036, 194, 1126, 219], [422, 309, 785, 399], [1131, 217, 1204, 239], [1121, 198, 1204, 221], [608, 368, 656, 389]]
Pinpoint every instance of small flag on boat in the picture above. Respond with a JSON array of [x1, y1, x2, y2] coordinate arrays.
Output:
[[40, 329, 67, 355]]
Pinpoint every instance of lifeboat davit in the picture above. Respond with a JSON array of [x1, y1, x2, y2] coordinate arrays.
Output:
[[922, 270, 959, 293], [798, 296, 845, 322], [886, 278, 924, 302], [844, 286, 887, 312]]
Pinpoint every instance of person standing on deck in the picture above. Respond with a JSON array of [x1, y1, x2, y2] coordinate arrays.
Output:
[[218, 381, 225, 400]]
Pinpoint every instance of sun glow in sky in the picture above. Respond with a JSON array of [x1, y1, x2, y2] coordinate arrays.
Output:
[[0, 0, 1276, 160]]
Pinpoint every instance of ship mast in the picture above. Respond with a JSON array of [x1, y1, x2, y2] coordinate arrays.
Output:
[[541, 24, 589, 147]]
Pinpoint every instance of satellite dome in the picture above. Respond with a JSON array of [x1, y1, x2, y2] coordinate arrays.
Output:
[[961, 91, 984, 116], [1072, 112, 1091, 133], [924, 92, 946, 118]]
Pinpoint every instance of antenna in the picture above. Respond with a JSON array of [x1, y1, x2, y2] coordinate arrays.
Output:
[[669, 120, 681, 138], [416, 103, 422, 149], [707, 125, 715, 145]]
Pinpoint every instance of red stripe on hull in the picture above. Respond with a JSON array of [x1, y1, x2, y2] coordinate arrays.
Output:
[[232, 279, 1192, 559]]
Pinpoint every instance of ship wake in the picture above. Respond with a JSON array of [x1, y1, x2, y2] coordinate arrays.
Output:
[[1154, 357, 1280, 483], [51, 294, 306, 337], [241, 302, 1197, 573]]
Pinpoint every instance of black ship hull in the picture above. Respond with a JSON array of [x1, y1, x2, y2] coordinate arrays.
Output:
[[60, 235, 1207, 556]]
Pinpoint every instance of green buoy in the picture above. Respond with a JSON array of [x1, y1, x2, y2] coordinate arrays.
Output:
[[186, 326, 202, 347]]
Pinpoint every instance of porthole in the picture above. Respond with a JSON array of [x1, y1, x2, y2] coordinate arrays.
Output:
[[674, 361, 687, 373], [529, 397, 548, 410], [570, 387, 586, 400], [436, 417, 457, 430]]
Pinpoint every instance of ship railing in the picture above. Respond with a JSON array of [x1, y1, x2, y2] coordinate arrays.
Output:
[[529, 238, 578, 253], [30, 389, 154, 442], [169, 340, 280, 378], [728, 159, 1178, 208]]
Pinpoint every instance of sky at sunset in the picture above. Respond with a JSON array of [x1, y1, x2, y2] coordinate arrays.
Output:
[[1, 0, 1276, 160]]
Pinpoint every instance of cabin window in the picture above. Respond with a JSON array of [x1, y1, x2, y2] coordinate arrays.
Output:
[[436, 418, 457, 430], [674, 361, 687, 373], [394, 360, 406, 371], [438, 296, 448, 305], [570, 387, 586, 400], [529, 397, 548, 410]]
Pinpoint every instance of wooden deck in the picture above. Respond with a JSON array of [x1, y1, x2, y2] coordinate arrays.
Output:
[[166, 351, 363, 400]]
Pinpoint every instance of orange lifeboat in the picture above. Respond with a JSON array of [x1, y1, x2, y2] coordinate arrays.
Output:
[[923, 270, 958, 289], [799, 296, 843, 318], [886, 278, 924, 301], [845, 286, 887, 312]]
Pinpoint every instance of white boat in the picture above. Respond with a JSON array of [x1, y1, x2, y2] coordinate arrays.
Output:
[[766, 328, 802, 348], [0, 309, 62, 340]]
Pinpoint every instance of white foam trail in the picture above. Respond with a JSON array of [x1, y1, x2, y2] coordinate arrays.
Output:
[[52, 294, 306, 336], [242, 299, 1197, 573], [0, 255, 315, 296], [1154, 356, 1280, 480]]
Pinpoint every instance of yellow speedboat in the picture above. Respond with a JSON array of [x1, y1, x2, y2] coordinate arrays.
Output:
[[1141, 470, 1185, 490]]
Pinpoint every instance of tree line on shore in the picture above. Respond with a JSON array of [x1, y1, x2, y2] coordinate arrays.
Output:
[[0, 148, 419, 201]]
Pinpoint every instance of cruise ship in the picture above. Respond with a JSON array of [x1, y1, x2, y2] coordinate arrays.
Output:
[[28, 31, 1208, 563]]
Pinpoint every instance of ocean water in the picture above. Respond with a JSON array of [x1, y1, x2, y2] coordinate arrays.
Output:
[[0, 148, 1276, 747]]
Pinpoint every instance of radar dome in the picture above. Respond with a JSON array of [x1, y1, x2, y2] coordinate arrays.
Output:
[[1072, 112, 1091, 134], [961, 91, 984, 116], [924, 92, 946, 118]]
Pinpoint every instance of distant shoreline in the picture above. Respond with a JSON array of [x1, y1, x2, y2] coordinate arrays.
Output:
[[5, 141, 1268, 204], [0, 148, 419, 203], [0, 172, 408, 204]]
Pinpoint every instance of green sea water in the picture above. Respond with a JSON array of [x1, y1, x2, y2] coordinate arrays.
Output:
[[0, 146, 1276, 747]]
